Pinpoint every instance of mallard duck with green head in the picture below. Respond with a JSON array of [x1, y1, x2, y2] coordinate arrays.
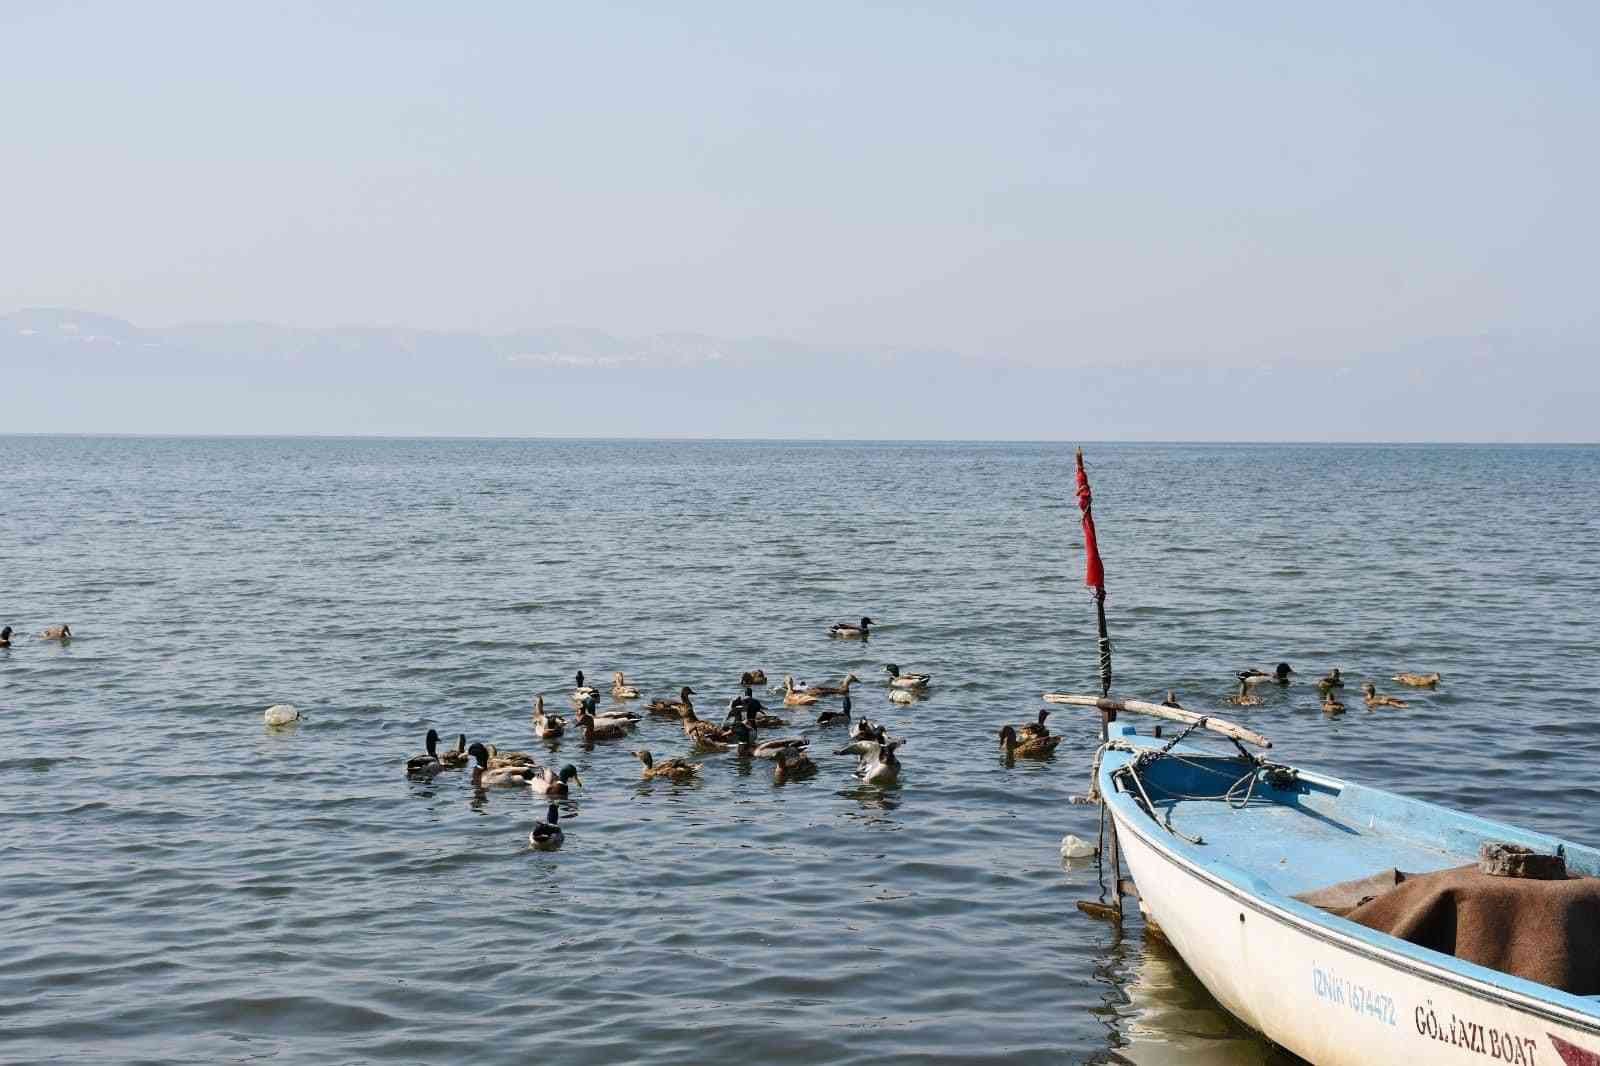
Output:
[[467, 741, 539, 787], [828, 617, 873, 639], [884, 664, 931, 689], [1238, 663, 1294, 685], [529, 764, 583, 797], [528, 804, 564, 850]]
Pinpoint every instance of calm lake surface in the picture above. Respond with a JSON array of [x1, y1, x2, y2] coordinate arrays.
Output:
[[3, 437, 1597, 1064]]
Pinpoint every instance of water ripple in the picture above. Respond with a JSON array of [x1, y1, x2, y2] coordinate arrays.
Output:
[[1, 438, 1596, 1063]]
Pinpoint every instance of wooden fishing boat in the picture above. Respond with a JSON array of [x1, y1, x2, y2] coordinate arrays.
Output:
[[1086, 712, 1600, 1066], [1055, 448, 1600, 1063]]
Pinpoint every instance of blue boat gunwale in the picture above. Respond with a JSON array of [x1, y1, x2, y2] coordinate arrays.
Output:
[[1097, 722, 1600, 1030]]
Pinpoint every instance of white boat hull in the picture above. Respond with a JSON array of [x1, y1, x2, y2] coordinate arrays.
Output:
[[1112, 807, 1600, 1066]]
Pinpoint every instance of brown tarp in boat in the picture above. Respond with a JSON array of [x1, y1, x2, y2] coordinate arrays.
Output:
[[1296, 866, 1600, 994]]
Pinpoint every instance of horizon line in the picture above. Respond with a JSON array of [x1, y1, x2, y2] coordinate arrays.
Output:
[[2, 432, 1595, 447]]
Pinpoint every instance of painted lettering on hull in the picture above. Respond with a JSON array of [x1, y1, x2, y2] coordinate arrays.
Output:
[[1413, 1000, 1541, 1064], [1311, 962, 1397, 1027]]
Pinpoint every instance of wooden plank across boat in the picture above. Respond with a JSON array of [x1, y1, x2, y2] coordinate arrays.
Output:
[[1091, 718, 1600, 1066]]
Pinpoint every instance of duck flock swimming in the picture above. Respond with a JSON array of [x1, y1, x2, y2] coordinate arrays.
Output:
[[1217, 662, 1443, 715], [376, 649, 1441, 851], [4, 617, 1441, 853], [379, 618, 928, 850], [384, 614, 983, 850]]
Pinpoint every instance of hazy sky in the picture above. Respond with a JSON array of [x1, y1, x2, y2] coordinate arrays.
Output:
[[4, 1, 1598, 367]]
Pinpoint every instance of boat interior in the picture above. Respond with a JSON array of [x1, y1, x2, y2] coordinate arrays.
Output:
[[1109, 731, 1600, 894]]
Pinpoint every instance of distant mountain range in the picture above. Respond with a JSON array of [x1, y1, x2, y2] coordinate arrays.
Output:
[[0, 308, 939, 371], [3, 308, 1595, 441]]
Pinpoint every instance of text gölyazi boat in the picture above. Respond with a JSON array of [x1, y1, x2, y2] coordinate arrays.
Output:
[[1092, 719, 1600, 1066]]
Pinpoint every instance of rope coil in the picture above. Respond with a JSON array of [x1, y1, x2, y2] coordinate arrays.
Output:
[[1102, 725, 1298, 844]]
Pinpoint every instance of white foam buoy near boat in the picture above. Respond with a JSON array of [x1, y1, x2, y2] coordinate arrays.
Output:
[[263, 704, 300, 727], [1060, 833, 1097, 859]]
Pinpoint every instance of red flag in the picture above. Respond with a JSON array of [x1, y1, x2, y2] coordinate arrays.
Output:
[[1075, 448, 1105, 592]]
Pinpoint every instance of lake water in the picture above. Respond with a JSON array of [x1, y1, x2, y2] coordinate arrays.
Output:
[[2, 437, 1597, 1064]]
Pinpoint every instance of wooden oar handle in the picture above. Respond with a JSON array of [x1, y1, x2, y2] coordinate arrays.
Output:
[[1041, 693, 1272, 749]]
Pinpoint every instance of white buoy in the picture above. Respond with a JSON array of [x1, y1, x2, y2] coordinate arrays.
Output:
[[263, 704, 300, 727], [1059, 833, 1097, 859]]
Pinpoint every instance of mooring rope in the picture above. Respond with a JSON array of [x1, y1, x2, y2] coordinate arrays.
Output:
[[1100, 722, 1297, 843], [1096, 636, 1113, 696]]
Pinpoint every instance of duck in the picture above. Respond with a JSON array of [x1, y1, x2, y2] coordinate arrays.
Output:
[[1393, 672, 1442, 688], [486, 744, 538, 769], [1160, 691, 1183, 709], [263, 703, 300, 726], [436, 733, 469, 768], [571, 671, 600, 705], [740, 670, 768, 687], [817, 692, 853, 727], [1225, 679, 1264, 707], [835, 737, 873, 770], [406, 729, 452, 776], [1315, 669, 1345, 692], [883, 664, 931, 689], [575, 706, 632, 742], [728, 685, 776, 721], [807, 673, 861, 697], [748, 736, 809, 760], [646, 686, 696, 716], [725, 719, 756, 755], [0, 626, 12, 648], [999, 724, 1062, 759], [850, 718, 890, 745], [738, 712, 810, 759], [581, 692, 641, 730], [737, 695, 787, 729], [1361, 682, 1408, 709], [689, 733, 732, 753], [467, 741, 540, 787], [829, 616, 874, 639], [634, 750, 701, 781], [528, 804, 564, 850], [773, 747, 817, 783], [1238, 662, 1294, 685], [783, 675, 821, 707], [611, 672, 641, 699], [888, 687, 916, 705], [679, 706, 730, 748], [531, 697, 566, 739], [837, 738, 900, 785], [529, 763, 583, 796], [40, 624, 72, 641], [1018, 709, 1051, 739], [1321, 696, 1347, 716]]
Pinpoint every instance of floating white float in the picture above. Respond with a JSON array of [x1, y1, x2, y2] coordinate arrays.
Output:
[[1060, 833, 1097, 859], [263, 704, 300, 727]]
